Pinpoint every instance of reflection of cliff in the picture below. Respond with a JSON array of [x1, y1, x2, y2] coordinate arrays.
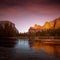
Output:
[[29, 17, 60, 33], [29, 40, 60, 57], [0, 21, 19, 37], [0, 38, 17, 47]]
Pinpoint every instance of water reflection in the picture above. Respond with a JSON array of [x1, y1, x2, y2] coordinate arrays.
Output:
[[15, 39, 30, 50], [29, 39, 60, 57], [0, 38, 60, 60], [0, 38, 17, 47]]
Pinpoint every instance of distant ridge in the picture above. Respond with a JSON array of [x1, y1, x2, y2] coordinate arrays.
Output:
[[29, 17, 60, 32]]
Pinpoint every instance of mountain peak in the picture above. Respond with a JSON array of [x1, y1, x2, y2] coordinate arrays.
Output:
[[29, 17, 60, 32]]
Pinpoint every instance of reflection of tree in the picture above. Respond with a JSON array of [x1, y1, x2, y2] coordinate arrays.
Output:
[[28, 40, 60, 58], [0, 38, 17, 47], [52, 45, 60, 58]]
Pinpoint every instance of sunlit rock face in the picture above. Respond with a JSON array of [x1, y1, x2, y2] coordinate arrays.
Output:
[[0, 21, 19, 37], [29, 24, 43, 33], [44, 17, 60, 29], [43, 22, 50, 29], [43, 21, 54, 29], [29, 17, 60, 32], [33, 24, 41, 29], [54, 17, 60, 29]]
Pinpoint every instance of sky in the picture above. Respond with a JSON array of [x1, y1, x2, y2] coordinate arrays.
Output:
[[0, 0, 60, 33]]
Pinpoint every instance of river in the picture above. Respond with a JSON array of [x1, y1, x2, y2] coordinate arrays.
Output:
[[0, 38, 60, 60]]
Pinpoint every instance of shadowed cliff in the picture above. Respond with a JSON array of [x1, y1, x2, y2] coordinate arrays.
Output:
[[0, 21, 19, 47], [0, 21, 19, 37]]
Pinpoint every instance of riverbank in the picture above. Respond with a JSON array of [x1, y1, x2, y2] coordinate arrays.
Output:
[[29, 36, 60, 40]]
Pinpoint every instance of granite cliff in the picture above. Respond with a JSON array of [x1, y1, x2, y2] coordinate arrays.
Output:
[[29, 17, 60, 33], [0, 21, 19, 37]]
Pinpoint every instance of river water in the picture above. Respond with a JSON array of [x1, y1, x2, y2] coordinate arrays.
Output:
[[0, 38, 60, 60]]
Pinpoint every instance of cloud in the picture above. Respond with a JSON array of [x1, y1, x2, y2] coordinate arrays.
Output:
[[0, 0, 60, 7]]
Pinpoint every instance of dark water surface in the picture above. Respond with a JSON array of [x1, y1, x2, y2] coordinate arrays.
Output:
[[0, 38, 60, 60]]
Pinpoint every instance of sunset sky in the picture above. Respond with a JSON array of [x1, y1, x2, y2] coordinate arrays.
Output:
[[0, 0, 60, 33]]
